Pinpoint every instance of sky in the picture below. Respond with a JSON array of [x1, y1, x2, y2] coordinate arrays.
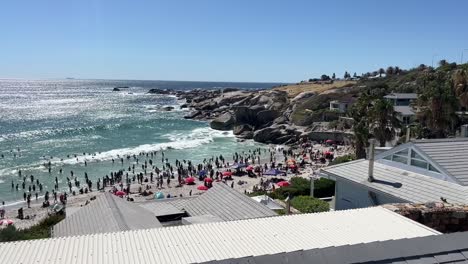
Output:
[[1, 0, 468, 82]]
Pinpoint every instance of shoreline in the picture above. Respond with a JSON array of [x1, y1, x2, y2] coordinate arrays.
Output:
[[1, 142, 353, 230]]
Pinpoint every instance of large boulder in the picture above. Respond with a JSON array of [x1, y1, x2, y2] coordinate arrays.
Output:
[[253, 125, 301, 144], [210, 113, 235, 131], [233, 124, 253, 135], [184, 111, 201, 119], [148, 88, 171, 94], [257, 109, 280, 125]]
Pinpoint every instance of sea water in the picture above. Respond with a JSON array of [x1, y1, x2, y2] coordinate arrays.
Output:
[[0, 79, 281, 205]]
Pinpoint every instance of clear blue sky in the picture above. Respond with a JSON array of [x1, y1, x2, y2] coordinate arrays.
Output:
[[1, 0, 468, 82]]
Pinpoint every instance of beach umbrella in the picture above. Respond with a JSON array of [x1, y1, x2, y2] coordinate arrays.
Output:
[[324, 151, 333, 156], [277, 181, 290, 187], [326, 139, 334, 144], [289, 164, 297, 169], [231, 163, 247, 169], [115, 190, 126, 197], [222, 171, 232, 177], [246, 165, 254, 171], [0, 219, 13, 226], [198, 170, 207, 177], [154, 192, 164, 199], [197, 185, 208, 191], [185, 177, 196, 185], [263, 169, 285, 176], [204, 177, 213, 183]]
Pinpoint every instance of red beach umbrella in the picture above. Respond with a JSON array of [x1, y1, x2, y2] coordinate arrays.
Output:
[[277, 181, 290, 187], [197, 185, 209, 191], [246, 165, 254, 171], [185, 177, 196, 185], [204, 177, 213, 183], [222, 171, 232, 177], [115, 191, 126, 197]]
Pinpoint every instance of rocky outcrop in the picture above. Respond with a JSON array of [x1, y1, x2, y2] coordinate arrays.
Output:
[[162, 106, 174, 111], [210, 113, 235, 131], [148, 88, 171, 94], [147, 86, 351, 146]]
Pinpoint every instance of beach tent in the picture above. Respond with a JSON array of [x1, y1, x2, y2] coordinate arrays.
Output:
[[263, 169, 285, 176]]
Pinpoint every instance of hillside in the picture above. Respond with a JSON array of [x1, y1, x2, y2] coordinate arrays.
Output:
[[273, 80, 356, 98]]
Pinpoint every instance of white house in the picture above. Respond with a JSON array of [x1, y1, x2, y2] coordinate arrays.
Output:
[[384, 93, 418, 124], [329, 99, 354, 113], [320, 138, 468, 210]]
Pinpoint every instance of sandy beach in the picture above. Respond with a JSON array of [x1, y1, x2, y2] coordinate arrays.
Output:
[[1, 143, 353, 230]]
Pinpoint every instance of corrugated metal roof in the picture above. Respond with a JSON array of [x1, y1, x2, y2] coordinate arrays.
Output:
[[384, 93, 418, 100], [322, 159, 468, 204], [139, 198, 195, 217], [182, 183, 277, 221], [394, 105, 415, 116], [0, 207, 438, 264], [53, 192, 162, 237], [201, 231, 468, 264], [414, 139, 468, 185]]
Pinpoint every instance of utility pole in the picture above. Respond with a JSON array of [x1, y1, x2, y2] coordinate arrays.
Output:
[[461, 49, 468, 64]]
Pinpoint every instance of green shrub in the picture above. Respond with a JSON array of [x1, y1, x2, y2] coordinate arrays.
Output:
[[329, 154, 356, 166], [291, 196, 329, 213], [0, 214, 65, 242]]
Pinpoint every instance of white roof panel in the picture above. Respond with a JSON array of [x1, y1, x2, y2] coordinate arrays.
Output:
[[322, 159, 468, 204], [0, 207, 438, 264]]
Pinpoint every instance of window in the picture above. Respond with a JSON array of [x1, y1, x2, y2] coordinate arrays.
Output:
[[381, 148, 441, 174], [429, 164, 440, 173], [392, 155, 407, 164], [411, 159, 427, 169]]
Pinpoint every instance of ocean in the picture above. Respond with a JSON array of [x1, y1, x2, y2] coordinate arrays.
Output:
[[0, 79, 281, 205]]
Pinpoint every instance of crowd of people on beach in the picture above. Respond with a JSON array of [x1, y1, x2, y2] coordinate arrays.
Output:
[[0, 138, 352, 222]]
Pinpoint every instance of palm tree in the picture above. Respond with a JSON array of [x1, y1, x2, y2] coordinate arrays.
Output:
[[378, 68, 385, 77], [416, 71, 458, 138], [438, 59, 448, 67], [386, 66, 395, 76], [453, 69, 468, 108], [350, 93, 372, 159], [369, 99, 401, 147]]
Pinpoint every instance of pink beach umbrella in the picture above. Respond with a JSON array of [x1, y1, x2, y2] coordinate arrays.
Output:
[[277, 181, 290, 187], [246, 165, 254, 171], [197, 185, 209, 191], [222, 171, 232, 177], [185, 177, 196, 185], [0, 219, 14, 226]]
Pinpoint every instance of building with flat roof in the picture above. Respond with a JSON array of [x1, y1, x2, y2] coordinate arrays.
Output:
[[0, 207, 439, 264]]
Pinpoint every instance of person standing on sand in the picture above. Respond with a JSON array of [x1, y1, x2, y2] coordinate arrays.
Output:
[[0, 201, 5, 219]]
